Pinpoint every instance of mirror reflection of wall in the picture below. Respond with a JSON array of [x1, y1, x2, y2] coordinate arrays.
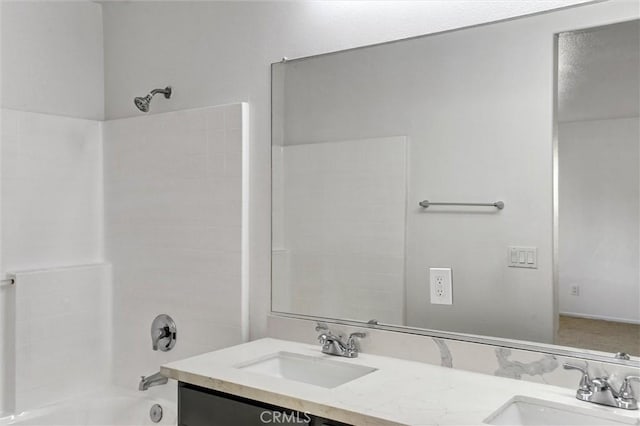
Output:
[[272, 19, 558, 344], [272, 137, 408, 324], [271, 12, 640, 357], [556, 20, 640, 356]]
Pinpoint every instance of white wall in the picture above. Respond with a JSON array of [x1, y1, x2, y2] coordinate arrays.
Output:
[[558, 117, 639, 323], [101, 0, 605, 340], [103, 104, 247, 395], [0, 1, 104, 120], [273, 137, 407, 324], [557, 20, 640, 325], [558, 20, 640, 122]]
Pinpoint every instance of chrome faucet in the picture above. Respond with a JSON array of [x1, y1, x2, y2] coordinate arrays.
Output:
[[564, 363, 639, 410], [139, 371, 168, 391], [315, 323, 366, 358]]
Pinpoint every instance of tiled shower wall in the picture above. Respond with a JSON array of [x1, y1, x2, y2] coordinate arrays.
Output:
[[0, 109, 105, 413], [14, 264, 111, 412], [1, 109, 103, 271], [272, 137, 407, 324], [103, 104, 248, 395], [0, 104, 248, 413]]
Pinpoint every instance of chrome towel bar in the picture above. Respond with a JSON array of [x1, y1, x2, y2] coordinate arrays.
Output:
[[419, 200, 505, 209], [0, 277, 15, 287]]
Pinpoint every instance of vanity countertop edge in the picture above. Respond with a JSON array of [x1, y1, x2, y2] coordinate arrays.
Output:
[[161, 338, 640, 426]]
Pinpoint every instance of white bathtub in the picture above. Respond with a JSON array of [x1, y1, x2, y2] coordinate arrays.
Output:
[[0, 388, 176, 426]]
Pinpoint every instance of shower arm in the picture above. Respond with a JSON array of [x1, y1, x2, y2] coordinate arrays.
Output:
[[149, 87, 172, 99]]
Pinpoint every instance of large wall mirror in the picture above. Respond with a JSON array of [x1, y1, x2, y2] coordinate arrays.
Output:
[[271, 4, 639, 362]]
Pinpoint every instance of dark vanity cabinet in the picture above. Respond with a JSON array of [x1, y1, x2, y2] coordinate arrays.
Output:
[[178, 382, 352, 426]]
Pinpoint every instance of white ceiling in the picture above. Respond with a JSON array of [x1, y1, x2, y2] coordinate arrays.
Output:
[[558, 19, 640, 122]]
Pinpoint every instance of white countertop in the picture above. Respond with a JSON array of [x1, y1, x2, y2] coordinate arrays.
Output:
[[161, 338, 640, 426]]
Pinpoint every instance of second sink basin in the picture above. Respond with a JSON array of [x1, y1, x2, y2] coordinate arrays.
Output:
[[236, 351, 377, 388], [484, 396, 638, 425]]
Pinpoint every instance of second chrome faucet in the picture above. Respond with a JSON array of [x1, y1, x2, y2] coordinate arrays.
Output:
[[564, 363, 639, 410], [316, 323, 366, 358]]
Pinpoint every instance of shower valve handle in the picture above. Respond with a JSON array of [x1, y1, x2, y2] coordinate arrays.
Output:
[[150, 314, 177, 352]]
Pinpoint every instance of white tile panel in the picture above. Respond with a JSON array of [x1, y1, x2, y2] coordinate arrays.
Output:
[[13, 264, 112, 412], [103, 104, 248, 392]]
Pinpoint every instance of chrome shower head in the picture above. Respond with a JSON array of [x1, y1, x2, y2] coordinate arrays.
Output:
[[134, 95, 152, 112], [133, 86, 172, 113]]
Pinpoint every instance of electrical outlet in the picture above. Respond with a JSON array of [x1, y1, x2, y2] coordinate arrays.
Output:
[[430, 268, 452, 305], [570, 285, 580, 296]]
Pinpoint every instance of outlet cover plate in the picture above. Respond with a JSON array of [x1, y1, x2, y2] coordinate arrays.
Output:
[[430, 267, 453, 305]]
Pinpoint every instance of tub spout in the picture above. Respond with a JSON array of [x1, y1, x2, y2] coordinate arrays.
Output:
[[139, 371, 168, 391]]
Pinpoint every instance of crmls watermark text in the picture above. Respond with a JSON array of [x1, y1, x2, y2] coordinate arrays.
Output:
[[259, 410, 312, 424]]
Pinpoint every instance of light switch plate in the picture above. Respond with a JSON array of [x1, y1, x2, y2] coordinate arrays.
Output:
[[508, 246, 537, 269], [430, 268, 453, 305]]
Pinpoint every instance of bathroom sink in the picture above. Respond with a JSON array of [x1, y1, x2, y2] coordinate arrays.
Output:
[[235, 351, 377, 388], [484, 396, 638, 425]]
